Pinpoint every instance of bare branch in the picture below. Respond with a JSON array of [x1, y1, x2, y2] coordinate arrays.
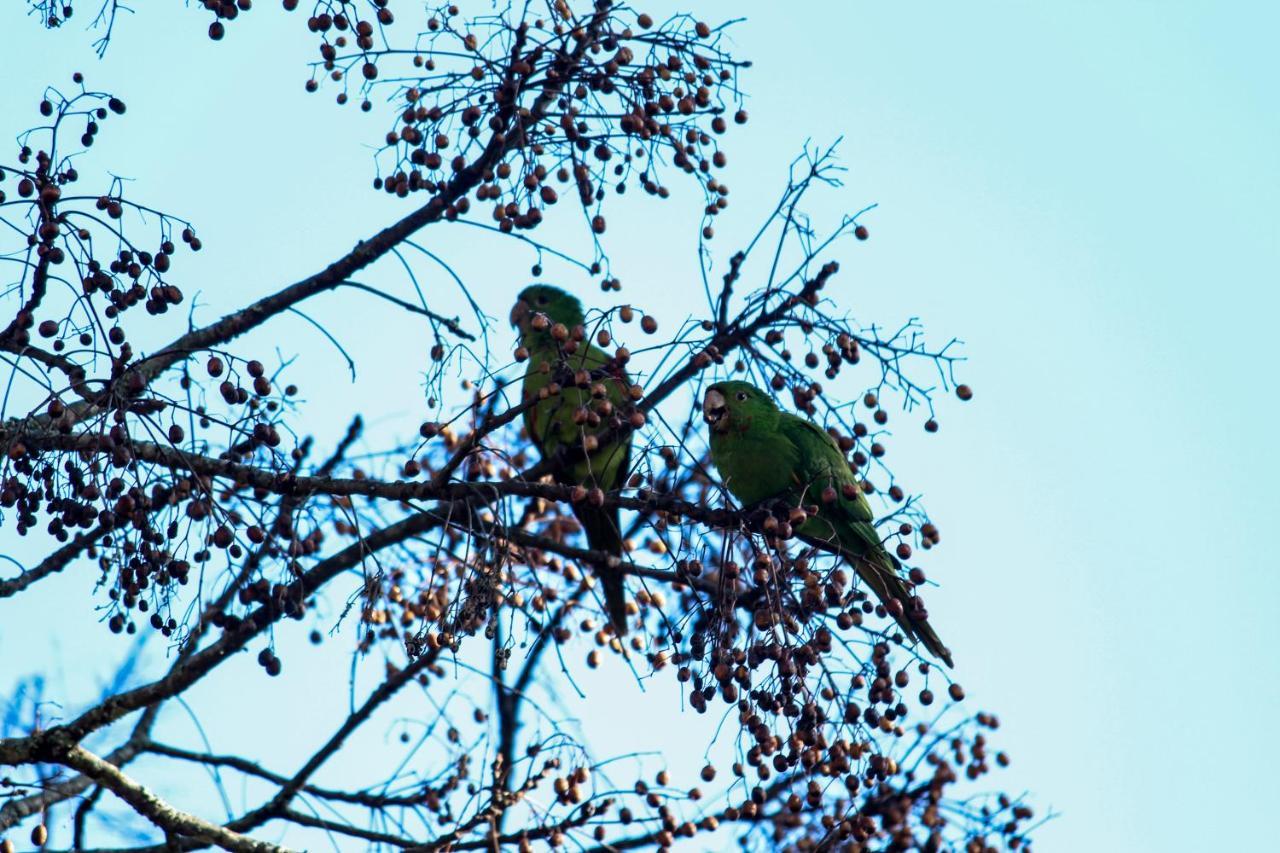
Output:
[[58, 745, 296, 853]]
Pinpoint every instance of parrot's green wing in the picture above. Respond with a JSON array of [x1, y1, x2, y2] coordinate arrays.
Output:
[[779, 416, 875, 519], [778, 413, 953, 667], [523, 342, 602, 449], [522, 339, 631, 491]]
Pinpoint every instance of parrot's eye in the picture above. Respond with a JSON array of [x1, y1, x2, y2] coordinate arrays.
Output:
[[736, 392, 748, 401], [536, 295, 548, 305]]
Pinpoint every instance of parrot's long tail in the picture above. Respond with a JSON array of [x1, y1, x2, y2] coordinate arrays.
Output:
[[571, 503, 630, 636], [801, 533, 953, 668], [859, 553, 953, 668]]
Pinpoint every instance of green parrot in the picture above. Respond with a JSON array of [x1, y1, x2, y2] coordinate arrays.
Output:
[[702, 380, 953, 667], [510, 284, 632, 634]]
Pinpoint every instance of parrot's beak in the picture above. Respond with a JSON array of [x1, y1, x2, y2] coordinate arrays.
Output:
[[509, 299, 530, 328], [703, 388, 727, 429]]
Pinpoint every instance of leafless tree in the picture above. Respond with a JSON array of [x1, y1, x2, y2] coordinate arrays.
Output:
[[1, 2, 1039, 851]]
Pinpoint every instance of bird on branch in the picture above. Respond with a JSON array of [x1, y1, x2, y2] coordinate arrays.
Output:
[[511, 284, 632, 635], [702, 380, 953, 667]]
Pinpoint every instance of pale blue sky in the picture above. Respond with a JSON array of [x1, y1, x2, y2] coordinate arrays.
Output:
[[1, 2, 1277, 850]]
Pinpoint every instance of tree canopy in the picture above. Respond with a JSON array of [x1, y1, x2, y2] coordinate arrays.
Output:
[[0, 2, 1038, 851]]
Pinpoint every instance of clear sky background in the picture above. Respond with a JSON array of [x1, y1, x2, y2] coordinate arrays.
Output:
[[2, 2, 1278, 851]]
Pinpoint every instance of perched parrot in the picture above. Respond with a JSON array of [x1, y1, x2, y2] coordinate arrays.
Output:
[[510, 284, 632, 634], [702, 380, 953, 667]]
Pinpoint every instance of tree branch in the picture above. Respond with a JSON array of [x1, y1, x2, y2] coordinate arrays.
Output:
[[58, 745, 296, 853]]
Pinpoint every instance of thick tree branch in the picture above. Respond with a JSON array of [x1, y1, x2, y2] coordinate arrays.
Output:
[[58, 745, 296, 853]]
